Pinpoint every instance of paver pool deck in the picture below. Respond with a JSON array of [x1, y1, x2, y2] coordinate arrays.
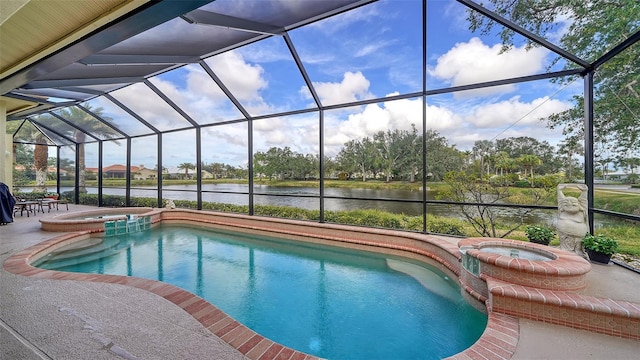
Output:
[[1, 205, 639, 359]]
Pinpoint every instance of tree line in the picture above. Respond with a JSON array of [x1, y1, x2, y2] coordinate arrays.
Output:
[[251, 126, 586, 183], [14, 124, 639, 186]]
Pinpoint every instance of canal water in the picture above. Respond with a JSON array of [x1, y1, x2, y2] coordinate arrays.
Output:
[[17, 183, 555, 225]]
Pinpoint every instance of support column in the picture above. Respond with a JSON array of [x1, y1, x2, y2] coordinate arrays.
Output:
[[0, 101, 12, 188], [584, 72, 595, 234]]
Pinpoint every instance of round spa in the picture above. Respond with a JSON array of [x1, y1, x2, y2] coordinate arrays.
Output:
[[40, 207, 158, 232], [459, 238, 591, 292]]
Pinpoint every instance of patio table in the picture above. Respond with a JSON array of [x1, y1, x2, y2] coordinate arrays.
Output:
[[40, 199, 69, 212], [14, 201, 39, 217]]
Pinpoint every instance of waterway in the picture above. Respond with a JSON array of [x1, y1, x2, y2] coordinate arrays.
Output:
[[18, 183, 556, 225]]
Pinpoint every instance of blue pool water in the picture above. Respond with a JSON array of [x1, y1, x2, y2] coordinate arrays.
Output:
[[35, 225, 487, 359]]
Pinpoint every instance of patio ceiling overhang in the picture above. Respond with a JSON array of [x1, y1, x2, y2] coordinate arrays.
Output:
[[1, 0, 374, 127]]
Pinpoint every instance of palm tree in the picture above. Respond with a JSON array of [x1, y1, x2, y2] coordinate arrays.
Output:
[[26, 118, 53, 192], [59, 105, 119, 193], [33, 132, 49, 192], [494, 151, 511, 176], [177, 162, 195, 179], [519, 154, 542, 185]]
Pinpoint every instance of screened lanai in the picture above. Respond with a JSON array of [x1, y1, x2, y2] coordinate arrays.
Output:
[[1, 0, 639, 241]]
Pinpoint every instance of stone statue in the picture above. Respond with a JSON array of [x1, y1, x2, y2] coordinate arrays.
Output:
[[557, 183, 589, 257], [165, 199, 176, 209]]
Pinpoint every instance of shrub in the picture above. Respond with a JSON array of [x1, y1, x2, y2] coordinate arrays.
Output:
[[489, 175, 513, 186], [532, 174, 562, 188], [427, 217, 465, 236], [582, 234, 619, 255], [624, 174, 638, 184], [525, 225, 554, 245], [403, 215, 424, 232]]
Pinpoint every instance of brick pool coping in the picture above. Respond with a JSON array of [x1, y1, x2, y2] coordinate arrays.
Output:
[[5, 208, 639, 358], [39, 207, 155, 232]]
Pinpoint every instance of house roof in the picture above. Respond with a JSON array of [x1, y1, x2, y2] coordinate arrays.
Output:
[[102, 164, 140, 173]]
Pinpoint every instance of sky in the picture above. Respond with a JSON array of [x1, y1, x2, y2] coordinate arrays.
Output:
[[78, 0, 583, 169]]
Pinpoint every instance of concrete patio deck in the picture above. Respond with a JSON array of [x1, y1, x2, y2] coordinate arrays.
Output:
[[1, 205, 639, 359]]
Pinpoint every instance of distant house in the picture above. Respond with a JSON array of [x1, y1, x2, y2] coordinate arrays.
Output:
[[102, 164, 140, 179], [133, 166, 160, 180], [164, 167, 211, 179], [607, 167, 640, 180], [201, 169, 213, 179], [47, 166, 68, 177], [166, 167, 183, 179]]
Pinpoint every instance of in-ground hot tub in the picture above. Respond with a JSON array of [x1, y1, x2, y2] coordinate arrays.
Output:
[[475, 243, 556, 261], [459, 238, 591, 293], [40, 207, 159, 232]]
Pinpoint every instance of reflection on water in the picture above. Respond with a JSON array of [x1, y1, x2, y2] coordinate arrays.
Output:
[[19, 183, 555, 225]]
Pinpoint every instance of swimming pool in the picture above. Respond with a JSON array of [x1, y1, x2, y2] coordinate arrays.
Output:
[[34, 224, 487, 359]]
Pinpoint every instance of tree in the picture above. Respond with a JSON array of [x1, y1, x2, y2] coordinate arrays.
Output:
[[33, 132, 49, 192], [374, 129, 406, 182], [468, 0, 640, 169], [557, 137, 583, 181], [519, 154, 542, 182], [397, 124, 422, 182], [202, 162, 228, 179], [616, 155, 640, 177], [472, 140, 495, 178], [336, 138, 377, 181], [493, 151, 511, 176], [253, 147, 297, 180], [323, 156, 338, 179], [496, 137, 560, 175], [177, 162, 195, 179], [424, 129, 464, 181], [58, 105, 120, 193], [442, 171, 554, 238], [12, 143, 34, 187], [20, 119, 52, 192]]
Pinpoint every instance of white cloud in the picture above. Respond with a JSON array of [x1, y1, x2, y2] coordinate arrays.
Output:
[[354, 39, 394, 57], [425, 103, 464, 131], [430, 37, 549, 97], [433, 95, 570, 150], [307, 2, 380, 35], [206, 51, 266, 101], [150, 72, 237, 123], [304, 71, 374, 106], [204, 51, 273, 115], [253, 115, 319, 156], [184, 65, 228, 102], [464, 95, 571, 128], [110, 83, 189, 129], [323, 96, 460, 157]]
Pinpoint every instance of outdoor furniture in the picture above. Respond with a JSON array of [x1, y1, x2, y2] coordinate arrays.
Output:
[[13, 201, 38, 217], [40, 199, 69, 212]]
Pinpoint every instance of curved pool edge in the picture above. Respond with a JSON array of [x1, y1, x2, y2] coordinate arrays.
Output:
[[8, 208, 516, 360], [3, 230, 322, 360], [39, 207, 157, 232]]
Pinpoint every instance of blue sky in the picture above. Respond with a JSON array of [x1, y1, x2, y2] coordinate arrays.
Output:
[[80, 0, 581, 169]]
